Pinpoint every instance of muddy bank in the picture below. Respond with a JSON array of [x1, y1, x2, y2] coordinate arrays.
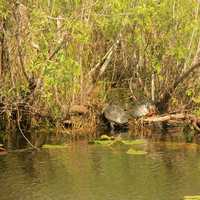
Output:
[[0, 101, 200, 151]]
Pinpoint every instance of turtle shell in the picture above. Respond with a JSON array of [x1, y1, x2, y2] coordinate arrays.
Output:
[[103, 105, 128, 125], [130, 102, 156, 118]]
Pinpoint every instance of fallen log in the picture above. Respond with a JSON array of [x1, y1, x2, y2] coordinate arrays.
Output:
[[143, 113, 200, 132], [143, 113, 186, 122]]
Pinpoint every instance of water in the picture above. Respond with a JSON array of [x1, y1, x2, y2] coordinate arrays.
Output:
[[1, 141, 200, 200]]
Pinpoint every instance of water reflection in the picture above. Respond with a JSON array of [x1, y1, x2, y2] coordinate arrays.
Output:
[[1, 142, 200, 200]]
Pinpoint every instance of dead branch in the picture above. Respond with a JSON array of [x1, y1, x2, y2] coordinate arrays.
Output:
[[86, 39, 120, 95], [48, 33, 69, 60], [144, 113, 200, 132], [13, 3, 29, 83], [143, 113, 186, 122]]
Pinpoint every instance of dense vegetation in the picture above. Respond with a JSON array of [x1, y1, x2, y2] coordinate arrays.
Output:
[[0, 0, 200, 146]]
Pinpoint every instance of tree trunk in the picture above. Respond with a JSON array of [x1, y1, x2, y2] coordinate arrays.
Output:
[[156, 58, 200, 113]]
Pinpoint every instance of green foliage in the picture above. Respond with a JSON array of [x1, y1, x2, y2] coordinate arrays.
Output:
[[1, 0, 200, 122], [73, 20, 92, 44], [194, 108, 200, 117], [0, 0, 9, 18], [18, 0, 200, 91], [186, 89, 193, 97], [44, 56, 80, 86]]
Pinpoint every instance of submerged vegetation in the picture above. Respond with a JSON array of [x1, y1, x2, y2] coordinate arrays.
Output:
[[0, 0, 200, 148], [89, 134, 146, 146]]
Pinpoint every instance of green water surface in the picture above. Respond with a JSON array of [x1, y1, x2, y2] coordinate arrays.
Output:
[[0, 141, 200, 200]]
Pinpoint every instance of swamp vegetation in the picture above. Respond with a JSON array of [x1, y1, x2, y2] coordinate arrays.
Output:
[[0, 0, 200, 149]]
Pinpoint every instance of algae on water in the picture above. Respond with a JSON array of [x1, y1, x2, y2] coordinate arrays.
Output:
[[122, 139, 146, 145], [89, 138, 147, 146], [126, 148, 147, 155], [42, 144, 68, 149], [100, 135, 114, 141], [184, 195, 200, 200], [93, 140, 114, 145]]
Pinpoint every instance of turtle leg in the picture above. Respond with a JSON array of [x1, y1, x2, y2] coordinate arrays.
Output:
[[110, 122, 115, 134]]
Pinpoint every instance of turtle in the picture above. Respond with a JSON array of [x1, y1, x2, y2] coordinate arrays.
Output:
[[129, 102, 164, 132], [129, 102, 157, 118], [102, 104, 128, 133]]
